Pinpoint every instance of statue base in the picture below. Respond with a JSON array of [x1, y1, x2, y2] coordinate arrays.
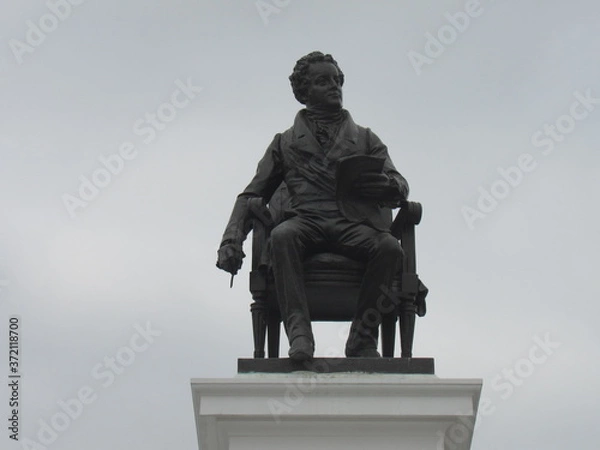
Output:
[[191, 365, 482, 450], [238, 357, 434, 374]]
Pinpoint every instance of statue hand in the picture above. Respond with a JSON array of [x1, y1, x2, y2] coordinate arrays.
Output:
[[352, 173, 392, 198], [216, 242, 245, 275]]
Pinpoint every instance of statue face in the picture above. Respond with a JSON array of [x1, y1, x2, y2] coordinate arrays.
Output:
[[305, 62, 343, 110]]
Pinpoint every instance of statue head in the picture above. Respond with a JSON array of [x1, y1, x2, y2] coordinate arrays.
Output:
[[289, 51, 345, 109]]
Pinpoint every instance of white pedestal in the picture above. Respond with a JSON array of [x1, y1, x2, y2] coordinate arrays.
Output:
[[191, 373, 482, 450]]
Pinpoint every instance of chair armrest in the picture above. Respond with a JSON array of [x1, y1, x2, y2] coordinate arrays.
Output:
[[247, 198, 273, 270], [248, 198, 274, 228], [248, 198, 273, 295], [390, 201, 423, 299], [390, 201, 422, 236]]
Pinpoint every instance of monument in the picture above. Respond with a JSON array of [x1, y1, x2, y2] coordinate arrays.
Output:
[[192, 51, 482, 450]]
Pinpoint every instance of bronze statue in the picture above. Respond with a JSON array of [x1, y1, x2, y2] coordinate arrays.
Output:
[[217, 51, 409, 361]]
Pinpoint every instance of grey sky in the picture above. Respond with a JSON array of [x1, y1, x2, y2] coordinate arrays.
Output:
[[1, 0, 599, 449]]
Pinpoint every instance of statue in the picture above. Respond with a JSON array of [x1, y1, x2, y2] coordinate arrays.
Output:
[[217, 51, 409, 361]]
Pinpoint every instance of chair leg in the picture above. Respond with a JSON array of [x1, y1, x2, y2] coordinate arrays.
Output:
[[399, 302, 417, 358], [381, 314, 397, 357], [250, 301, 267, 358], [267, 313, 281, 358]]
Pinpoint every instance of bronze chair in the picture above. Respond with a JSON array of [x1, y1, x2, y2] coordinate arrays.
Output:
[[247, 185, 427, 358]]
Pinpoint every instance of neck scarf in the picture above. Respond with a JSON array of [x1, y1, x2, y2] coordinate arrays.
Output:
[[304, 107, 346, 149]]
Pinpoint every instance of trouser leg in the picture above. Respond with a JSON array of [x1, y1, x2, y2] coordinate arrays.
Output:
[[270, 216, 325, 346], [332, 223, 404, 352]]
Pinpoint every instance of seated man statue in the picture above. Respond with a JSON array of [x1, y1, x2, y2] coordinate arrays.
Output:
[[217, 51, 409, 361]]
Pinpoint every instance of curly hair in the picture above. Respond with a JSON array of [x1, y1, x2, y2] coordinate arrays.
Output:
[[289, 51, 345, 104]]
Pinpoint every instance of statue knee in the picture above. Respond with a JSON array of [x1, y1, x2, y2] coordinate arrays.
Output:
[[270, 222, 303, 251], [376, 234, 404, 260], [271, 222, 294, 245]]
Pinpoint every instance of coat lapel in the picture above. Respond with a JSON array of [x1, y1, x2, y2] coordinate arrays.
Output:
[[289, 110, 359, 161], [290, 111, 322, 157]]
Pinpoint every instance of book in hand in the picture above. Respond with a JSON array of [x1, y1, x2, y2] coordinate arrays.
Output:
[[336, 155, 386, 201], [335, 155, 387, 225]]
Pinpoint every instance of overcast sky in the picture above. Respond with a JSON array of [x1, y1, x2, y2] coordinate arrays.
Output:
[[1, 0, 599, 449]]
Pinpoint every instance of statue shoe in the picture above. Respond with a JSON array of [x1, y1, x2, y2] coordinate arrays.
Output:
[[288, 336, 314, 361], [345, 347, 381, 358]]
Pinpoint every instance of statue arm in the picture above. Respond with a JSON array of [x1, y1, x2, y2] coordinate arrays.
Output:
[[366, 128, 409, 205], [220, 133, 284, 247]]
